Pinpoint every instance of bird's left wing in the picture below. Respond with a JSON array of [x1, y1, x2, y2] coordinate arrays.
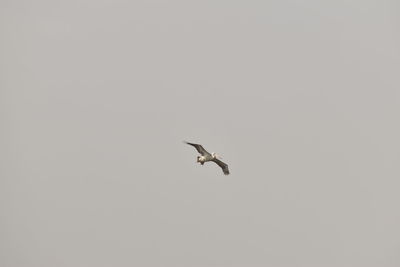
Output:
[[184, 141, 211, 156]]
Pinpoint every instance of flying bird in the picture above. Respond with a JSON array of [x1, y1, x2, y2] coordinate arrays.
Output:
[[184, 141, 230, 175]]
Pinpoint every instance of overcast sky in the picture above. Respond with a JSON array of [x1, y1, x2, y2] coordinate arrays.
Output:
[[1, 1, 400, 266]]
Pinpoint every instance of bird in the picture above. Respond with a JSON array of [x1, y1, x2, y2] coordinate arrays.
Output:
[[184, 141, 230, 175]]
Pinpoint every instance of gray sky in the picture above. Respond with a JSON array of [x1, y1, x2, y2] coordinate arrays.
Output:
[[1, 1, 400, 266]]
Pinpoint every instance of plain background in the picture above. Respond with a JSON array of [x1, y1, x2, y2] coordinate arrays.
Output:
[[1, 1, 399, 266]]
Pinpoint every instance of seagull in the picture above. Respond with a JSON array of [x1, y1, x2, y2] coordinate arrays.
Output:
[[184, 141, 230, 175]]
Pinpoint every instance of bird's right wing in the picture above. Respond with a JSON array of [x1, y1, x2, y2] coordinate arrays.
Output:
[[184, 141, 211, 156], [212, 158, 230, 175]]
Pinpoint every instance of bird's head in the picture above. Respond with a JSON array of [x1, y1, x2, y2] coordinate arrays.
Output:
[[197, 155, 205, 163]]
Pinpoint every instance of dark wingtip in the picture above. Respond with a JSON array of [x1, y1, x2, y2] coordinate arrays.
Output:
[[184, 141, 195, 146]]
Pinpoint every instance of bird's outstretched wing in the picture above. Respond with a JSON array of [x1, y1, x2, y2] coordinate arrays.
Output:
[[184, 141, 211, 156], [212, 158, 230, 175]]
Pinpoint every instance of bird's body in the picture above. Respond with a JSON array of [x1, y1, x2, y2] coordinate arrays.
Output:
[[197, 154, 213, 165], [184, 141, 230, 175]]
